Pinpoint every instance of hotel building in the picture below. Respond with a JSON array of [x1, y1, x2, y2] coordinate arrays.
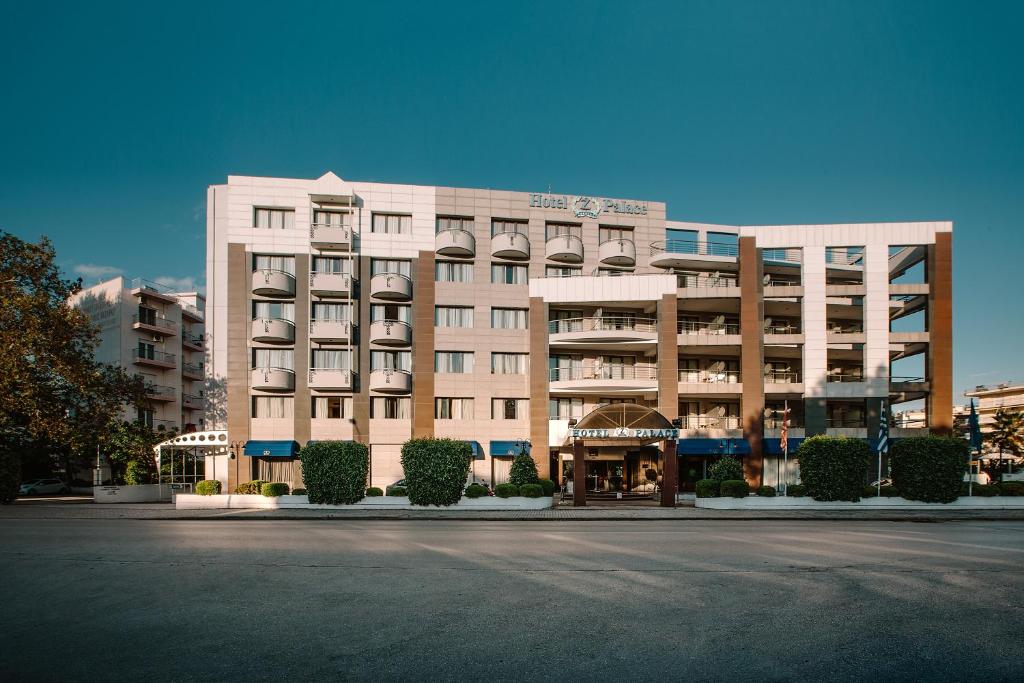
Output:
[[963, 382, 1024, 436], [205, 172, 952, 497]]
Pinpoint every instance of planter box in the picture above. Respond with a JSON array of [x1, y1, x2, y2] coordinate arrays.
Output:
[[175, 494, 554, 511], [94, 484, 172, 503], [696, 496, 1024, 510]]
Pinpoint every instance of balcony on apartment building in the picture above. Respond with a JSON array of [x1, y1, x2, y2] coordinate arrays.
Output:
[[310, 222, 351, 250], [309, 319, 353, 344], [370, 273, 413, 301], [369, 368, 412, 393], [252, 269, 296, 297], [130, 278, 179, 304], [310, 271, 353, 297], [181, 393, 204, 410], [678, 368, 742, 394], [182, 331, 204, 351], [598, 238, 636, 267], [827, 320, 865, 343], [133, 348, 176, 369], [369, 319, 412, 346], [549, 316, 658, 345], [132, 313, 176, 336], [649, 240, 739, 271], [677, 319, 741, 345], [490, 230, 530, 260], [308, 368, 354, 391], [549, 364, 659, 393], [763, 318, 804, 344], [251, 317, 295, 344], [435, 228, 476, 257], [145, 384, 176, 402], [182, 361, 204, 380], [764, 369, 804, 393], [251, 367, 295, 392], [180, 303, 204, 323], [674, 271, 739, 298], [827, 368, 865, 384], [545, 234, 584, 263], [677, 414, 743, 431]]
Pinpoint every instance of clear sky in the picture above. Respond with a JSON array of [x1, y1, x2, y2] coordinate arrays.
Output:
[[1, 1, 1020, 400]]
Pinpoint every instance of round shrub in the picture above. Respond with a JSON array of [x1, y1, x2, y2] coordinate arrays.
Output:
[[891, 436, 968, 503], [401, 439, 472, 506], [538, 479, 556, 496], [465, 483, 487, 498], [862, 485, 878, 498], [365, 487, 383, 497], [973, 483, 999, 497], [1000, 482, 1024, 496], [195, 480, 221, 496], [508, 449, 539, 486], [757, 485, 776, 497], [786, 483, 806, 497], [879, 485, 899, 497], [520, 483, 543, 498], [798, 436, 871, 501], [292, 488, 307, 496], [709, 457, 744, 482], [261, 482, 289, 497], [695, 479, 719, 498], [494, 483, 519, 498], [233, 479, 268, 495], [389, 486, 407, 497], [300, 441, 369, 505], [720, 479, 749, 498]]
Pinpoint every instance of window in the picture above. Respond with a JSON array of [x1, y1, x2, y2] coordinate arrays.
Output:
[[137, 306, 158, 325], [370, 350, 411, 371], [549, 397, 584, 420], [370, 258, 411, 277], [435, 351, 474, 374], [596, 267, 631, 277], [599, 226, 634, 243], [545, 223, 581, 240], [371, 214, 411, 234], [312, 210, 350, 228], [311, 349, 351, 370], [546, 266, 581, 278], [253, 254, 295, 275], [491, 219, 528, 237], [491, 263, 528, 284], [312, 396, 351, 419], [435, 398, 474, 420], [252, 396, 294, 418], [436, 216, 474, 233], [311, 302, 351, 321], [491, 308, 528, 329], [435, 306, 474, 328], [254, 208, 295, 230], [492, 398, 527, 420], [253, 301, 294, 321], [370, 304, 411, 323], [312, 256, 352, 274], [137, 408, 154, 427], [491, 353, 528, 375], [137, 341, 156, 360], [435, 261, 474, 283], [371, 397, 410, 419], [252, 348, 293, 370]]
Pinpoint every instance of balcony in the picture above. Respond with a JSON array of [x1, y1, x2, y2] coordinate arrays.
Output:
[[677, 320, 741, 346], [182, 361, 204, 380], [132, 314, 176, 336], [182, 393, 204, 410], [180, 303, 204, 322], [309, 272, 353, 297], [649, 240, 739, 270], [251, 367, 295, 392], [133, 349, 176, 369], [369, 368, 412, 393], [309, 319, 353, 343], [549, 316, 657, 346], [679, 370, 741, 384], [490, 231, 530, 260], [308, 368, 354, 391], [145, 384, 176, 402], [678, 415, 742, 431], [130, 278, 178, 304], [545, 235, 584, 264], [369, 319, 412, 346], [827, 372, 864, 383], [252, 269, 296, 297], [435, 229, 476, 257], [764, 370, 803, 393], [251, 318, 295, 344], [598, 238, 636, 267], [370, 273, 412, 301], [182, 332, 204, 351], [676, 273, 738, 289], [310, 223, 351, 250], [549, 365, 658, 394]]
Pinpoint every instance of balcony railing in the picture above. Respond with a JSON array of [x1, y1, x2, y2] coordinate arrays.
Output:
[[133, 349, 176, 366], [145, 384, 176, 400], [765, 418, 804, 429], [678, 320, 740, 335], [676, 273, 737, 288], [764, 370, 801, 383], [827, 372, 864, 383], [182, 361, 204, 377], [678, 415, 742, 430], [549, 365, 658, 382], [548, 316, 657, 334], [650, 240, 739, 258], [180, 303, 204, 320], [678, 370, 741, 384], [765, 277, 801, 287], [133, 314, 176, 332], [764, 323, 801, 334], [828, 323, 864, 334], [183, 332, 204, 348], [891, 376, 926, 383]]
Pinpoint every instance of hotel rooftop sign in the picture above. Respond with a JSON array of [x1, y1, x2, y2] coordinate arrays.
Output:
[[571, 428, 679, 440], [530, 193, 648, 218]]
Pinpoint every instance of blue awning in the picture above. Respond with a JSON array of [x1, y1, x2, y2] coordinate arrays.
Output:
[[243, 440, 300, 458], [490, 440, 530, 458], [675, 438, 751, 456], [463, 441, 485, 460], [763, 438, 804, 456]]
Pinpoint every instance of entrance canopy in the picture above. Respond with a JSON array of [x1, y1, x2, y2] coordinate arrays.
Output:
[[571, 404, 678, 445]]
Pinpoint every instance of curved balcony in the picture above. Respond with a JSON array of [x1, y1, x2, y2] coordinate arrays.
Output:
[[309, 223, 351, 250], [251, 318, 295, 344], [549, 365, 659, 394], [310, 272, 352, 297], [369, 319, 412, 346], [251, 367, 295, 392], [598, 238, 636, 267], [545, 235, 584, 263], [490, 231, 530, 260], [649, 240, 739, 271], [370, 273, 412, 301], [252, 269, 296, 297], [308, 319, 352, 343], [435, 229, 476, 257], [549, 317, 657, 346], [308, 368, 354, 391], [369, 368, 412, 393]]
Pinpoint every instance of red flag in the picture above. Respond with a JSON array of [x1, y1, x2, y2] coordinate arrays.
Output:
[[780, 405, 791, 453]]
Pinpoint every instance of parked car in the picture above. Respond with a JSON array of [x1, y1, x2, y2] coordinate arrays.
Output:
[[19, 478, 70, 495], [385, 479, 407, 495]]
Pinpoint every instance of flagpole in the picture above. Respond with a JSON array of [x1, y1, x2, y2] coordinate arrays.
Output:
[[877, 399, 887, 498], [782, 400, 788, 496]]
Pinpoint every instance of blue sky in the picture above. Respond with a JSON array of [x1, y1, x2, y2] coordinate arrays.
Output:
[[1, 1, 1020, 399]]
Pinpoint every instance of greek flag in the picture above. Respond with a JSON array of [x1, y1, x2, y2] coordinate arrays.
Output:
[[878, 400, 889, 454]]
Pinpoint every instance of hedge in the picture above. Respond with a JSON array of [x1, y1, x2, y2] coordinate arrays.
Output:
[[797, 436, 871, 502], [757, 485, 776, 497], [709, 457, 744, 482], [538, 479, 556, 496], [261, 482, 289, 497], [299, 441, 369, 505], [520, 483, 543, 498], [292, 488, 307, 496], [465, 483, 487, 498], [973, 484, 1000, 497], [891, 436, 968, 503], [389, 486, 407, 497], [786, 484, 806, 497], [366, 487, 383, 497], [508, 450, 539, 486], [234, 480, 268, 495], [1000, 482, 1024, 496], [720, 479, 749, 498], [695, 479, 719, 498], [401, 439, 471, 506], [195, 480, 221, 496], [0, 448, 19, 504], [494, 483, 519, 498]]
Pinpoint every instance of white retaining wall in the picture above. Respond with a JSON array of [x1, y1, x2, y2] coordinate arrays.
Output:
[[696, 496, 1024, 510], [175, 494, 554, 511]]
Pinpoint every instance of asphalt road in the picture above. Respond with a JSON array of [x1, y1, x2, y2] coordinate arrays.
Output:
[[1, 519, 1022, 682]]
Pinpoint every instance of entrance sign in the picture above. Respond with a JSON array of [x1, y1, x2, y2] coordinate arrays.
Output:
[[571, 427, 679, 440]]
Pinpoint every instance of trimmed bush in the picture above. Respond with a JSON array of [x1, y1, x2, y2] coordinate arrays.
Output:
[[720, 479, 750, 498], [798, 436, 871, 502], [891, 436, 968, 503], [233, 480, 268, 495], [195, 480, 221, 496], [389, 486, 408, 497], [365, 487, 383, 497], [401, 439, 472, 506], [709, 457, 744, 482], [261, 482, 289, 497], [538, 479, 556, 496], [124, 460, 151, 486], [494, 483, 519, 498], [520, 483, 543, 498], [879, 485, 899, 497], [1000, 482, 1024, 496], [300, 441, 369, 505], [786, 484, 806, 497], [508, 449, 540, 486], [695, 479, 719, 498], [465, 483, 487, 498], [757, 485, 776, 497], [0, 448, 19, 504], [973, 484, 999, 497], [862, 485, 878, 498], [292, 488, 307, 496]]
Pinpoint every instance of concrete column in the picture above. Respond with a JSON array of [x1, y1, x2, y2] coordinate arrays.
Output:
[[657, 293, 679, 421], [739, 237, 765, 486], [411, 251, 435, 438], [226, 243, 251, 491], [293, 254, 311, 486], [802, 245, 828, 435], [660, 439, 677, 507], [351, 255, 371, 443], [572, 440, 586, 507], [529, 297, 551, 479], [927, 233, 953, 433]]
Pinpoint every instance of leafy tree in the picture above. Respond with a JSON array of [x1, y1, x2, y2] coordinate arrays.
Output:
[[508, 446, 539, 486], [989, 409, 1024, 477], [101, 420, 168, 483]]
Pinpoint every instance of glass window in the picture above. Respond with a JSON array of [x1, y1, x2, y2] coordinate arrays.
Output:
[[312, 210, 350, 227], [253, 254, 295, 275], [370, 259, 411, 277], [491, 263, 528, 284], [435, 306, 474, 328], [545, 223, 582, 240], [312, 396, 351, 419], [311, 302, 351, 321], [370, 350, 411, 371], [252, 348, 293, 370], [436, 216, 474, 233], [252, 301, 294, 321], [370, 304, 411, 323], [252, 396, 294, 418], [435, 261, 474, 283], [491, 219, 528, 237], [312, 256, 351, 274], [311, 349, 351, 370], [545, 266, 581, 278], [491, 308, 528, 329], [435, 398, 474, 420], [599, 226, 634, 243], [435, 351, 474, 374], [254, 208, 295, 230], [371, 214, 411, 234], [549, 397, 584, 420], [492, 398, 527, 420], [371, 397, 411, 419], [491, 353, 528, 375]]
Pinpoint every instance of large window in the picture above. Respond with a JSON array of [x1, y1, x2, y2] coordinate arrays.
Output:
[[311, 349, 351, 370], [436, 216, 474, 233], [370, 259, 411, 277], [492, 398, 528, 420], [253, 254, 295, 275], [370, 304, 411, 323], [491, 308, 528, 329], [254, 208, 295, 230], [549, 397, 584, 420], [253, 301, 294, 321], [435, 351, 474, 374], [435, 306, 474, 328], [311, 302, 351, 321], [371, 397, 411, 419], [599, 226, 634, 243], [252, 396, 294, 418], [491, 263, 528, 284], [371, 214, 411, 234], [546, 266, 581, 278], [435, 261, 474, 283], [312, 256, 352, 274], [252, 348, 293, 370], [545, 223, 581, 240], [491, 352, 528, 375], [491, 219, 528, 237], [311, 396, 351, 419], [312, 210, 350, 227], [371, 350, 411, 371], [435, 398, 474, 420]]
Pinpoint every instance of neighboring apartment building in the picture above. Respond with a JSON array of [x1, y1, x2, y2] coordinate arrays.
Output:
[[205, 172, 953, 494], [71, 277, 207, 433], [963, 383, 1024, 436]]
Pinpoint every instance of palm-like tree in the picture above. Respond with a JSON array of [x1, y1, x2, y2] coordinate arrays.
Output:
[[989, 408, 1024, 479]]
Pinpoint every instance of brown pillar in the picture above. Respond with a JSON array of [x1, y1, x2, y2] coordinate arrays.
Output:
[[352, 255, 371, 443], [411, 250, 435, 438], [572, 440, 586, 506], [657, 293, 679, 421], [660, 439, 677, 507], [739, 236, 765, 486], [292, 254, 311, 486], [927, 233, 953, 433], [226, 243, 251, 491], [529, 297, 551, 479]]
